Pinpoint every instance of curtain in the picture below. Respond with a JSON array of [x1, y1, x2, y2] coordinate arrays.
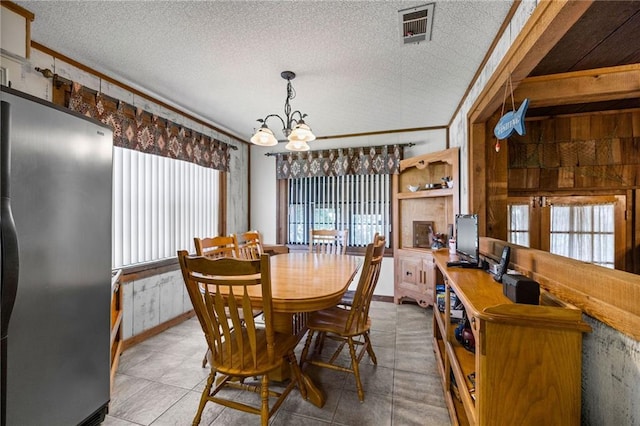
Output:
[[276, 145, 402, 179], [68, 82, 230, 172]]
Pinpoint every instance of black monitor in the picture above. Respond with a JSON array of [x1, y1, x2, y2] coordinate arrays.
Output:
[[455, 214, 479, 266]]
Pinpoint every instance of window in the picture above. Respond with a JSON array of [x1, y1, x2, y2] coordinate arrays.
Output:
[[112, 147, 219, 268], [286, 174, 391, 248], [507, 203, 530, 247], [507, 195, 625, 269], [550, 203, 615, 268]]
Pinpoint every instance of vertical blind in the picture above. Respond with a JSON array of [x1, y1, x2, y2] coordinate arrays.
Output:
[[112, 147, 219, 268], [287, 174, 391, 247]]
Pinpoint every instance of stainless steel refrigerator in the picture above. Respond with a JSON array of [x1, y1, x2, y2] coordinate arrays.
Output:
[[1, 86, 112, 425]]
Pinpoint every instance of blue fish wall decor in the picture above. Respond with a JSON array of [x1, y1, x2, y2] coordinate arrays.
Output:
[[494, 98, 530, 140]]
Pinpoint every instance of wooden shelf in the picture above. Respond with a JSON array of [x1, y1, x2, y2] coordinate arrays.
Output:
[[393, 148, 459, 308], [432, 249, 592, 425], [396, 187, 454, 199]]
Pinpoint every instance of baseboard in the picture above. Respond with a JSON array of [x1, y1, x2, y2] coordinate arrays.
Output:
[[122, 310, 196, 351], [372, 295, 394, 303]]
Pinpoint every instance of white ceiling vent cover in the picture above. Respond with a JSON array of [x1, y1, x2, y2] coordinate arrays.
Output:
[[399, 3, 435, 45]]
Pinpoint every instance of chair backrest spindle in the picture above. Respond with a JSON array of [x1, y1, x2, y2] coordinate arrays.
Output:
[[345, 237, 385, 332], [178, 252, 275, 371], [309, 229, 348, 255], [194, 235, 239, 259], [237, 230, 264, 260]]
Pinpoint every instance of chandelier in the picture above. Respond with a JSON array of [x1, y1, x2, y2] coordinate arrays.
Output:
[[250, 71, 316, 151]]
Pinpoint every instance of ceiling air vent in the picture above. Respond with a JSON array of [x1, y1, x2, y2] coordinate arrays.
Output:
[[399, 3, 435, 45]]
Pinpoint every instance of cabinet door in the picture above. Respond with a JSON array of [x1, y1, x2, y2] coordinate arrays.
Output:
[[398, 256, 422, 291], [421, 254, 435, 306], [395, 252, 432, 307]]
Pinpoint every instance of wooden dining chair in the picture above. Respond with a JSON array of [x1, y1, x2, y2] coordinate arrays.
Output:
[[194, 234, 239, 259], [178, 251, 307, 426], [194, 234, 258, 368], [237, 230, 263, 260], [340, 233, 385, 308], [309, 229, 348, 255], [299, 237, 385, 402]]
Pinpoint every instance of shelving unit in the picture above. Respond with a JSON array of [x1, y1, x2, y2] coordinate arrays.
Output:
[[393, 147, 459, 306], [110, 269, 123, 391], [432, 249, 591, 425]]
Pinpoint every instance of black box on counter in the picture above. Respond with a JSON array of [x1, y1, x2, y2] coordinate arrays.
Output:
[[502, 274, 540, 305]]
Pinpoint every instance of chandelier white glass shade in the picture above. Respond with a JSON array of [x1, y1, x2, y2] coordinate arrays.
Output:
[[250, 71, 316, 151]]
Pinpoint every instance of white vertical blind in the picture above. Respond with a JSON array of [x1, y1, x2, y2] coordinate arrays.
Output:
[[287, 173, 391, 247], [112, 147, 219, 268]]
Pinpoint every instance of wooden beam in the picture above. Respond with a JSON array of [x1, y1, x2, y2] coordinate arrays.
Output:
[[469, 0, 594, 123], [514, 64, 640, 107]]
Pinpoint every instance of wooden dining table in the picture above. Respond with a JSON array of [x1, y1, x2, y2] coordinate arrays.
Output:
[[251, 252, 362, 407]]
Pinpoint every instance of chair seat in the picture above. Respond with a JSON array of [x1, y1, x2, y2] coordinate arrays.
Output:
[[307, 306, 372, 337], [340, 290, 355, 306], [214, 329, 299, 377]]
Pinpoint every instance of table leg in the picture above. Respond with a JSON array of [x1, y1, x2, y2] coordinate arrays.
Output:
[[272, 312, 326, 408]]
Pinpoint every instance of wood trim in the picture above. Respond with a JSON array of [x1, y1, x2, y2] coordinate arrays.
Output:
[[480, 237, 640, 341], [30, 41, 247, 145], [1, 1, 34, 58], [469, 0, 594, 124], [515, 64, 640, 107], [276, 179, 288, 244], [447, 0, 521, 128], [119, 258, 180, 283], [121, 310, 196, 351], [220, 171, 227, 236], [247, 144, 251, 229], [1, 1, 35, 21], [634, 189, 640, 274], [314, 125, 448, 141], [392, 174, 399, 251], [470, 122, 487, 232]]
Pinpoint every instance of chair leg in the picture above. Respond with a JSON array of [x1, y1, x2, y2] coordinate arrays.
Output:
[[314, 331, 326, 354], [300, 330, 315, 368], [347, 337, 365, 402], [194, 370, 215, 425], [364, 332, 377, 364], [260, 374, 270, 426], [201, 349, 208, 368], [287, 351, 307, 400]]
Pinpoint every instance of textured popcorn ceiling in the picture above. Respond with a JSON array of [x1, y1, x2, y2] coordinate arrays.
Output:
[[16, 0, 514, 141]]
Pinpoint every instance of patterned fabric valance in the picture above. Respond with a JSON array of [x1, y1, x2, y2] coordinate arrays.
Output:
[[276, 145, 402, 179], [68, 82, 230, 172]]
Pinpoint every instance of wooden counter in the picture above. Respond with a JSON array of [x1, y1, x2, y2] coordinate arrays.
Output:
[[432, 249, 591, 425]]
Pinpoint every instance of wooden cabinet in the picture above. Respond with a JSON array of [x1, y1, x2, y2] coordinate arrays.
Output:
[[432, 250, 591, 425], [110, 269, 123, 391], [393, 148, 459, 306], [394, 248, 436, 307]]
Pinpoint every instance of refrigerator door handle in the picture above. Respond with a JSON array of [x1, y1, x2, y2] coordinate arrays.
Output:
[[1, 100, 20, 339]]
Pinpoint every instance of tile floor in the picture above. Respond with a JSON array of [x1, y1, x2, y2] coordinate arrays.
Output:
[[103, 301, 452, 425]]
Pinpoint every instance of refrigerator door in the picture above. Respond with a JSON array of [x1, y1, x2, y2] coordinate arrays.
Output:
[[1, 87, 112, 426], [1, 99, 21, 426]]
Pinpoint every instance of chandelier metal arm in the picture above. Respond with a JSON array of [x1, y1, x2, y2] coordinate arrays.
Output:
[[258, 114, 291, 136], [251, 70, 315, 151]]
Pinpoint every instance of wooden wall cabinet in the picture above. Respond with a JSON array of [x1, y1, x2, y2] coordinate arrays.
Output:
[[394, 248, 435, 307], [393, 148, 459, 306], [432, 250, 591, 425]]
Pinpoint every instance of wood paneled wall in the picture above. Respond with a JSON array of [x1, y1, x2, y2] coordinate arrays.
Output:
[[508, 110, 640, 192]]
